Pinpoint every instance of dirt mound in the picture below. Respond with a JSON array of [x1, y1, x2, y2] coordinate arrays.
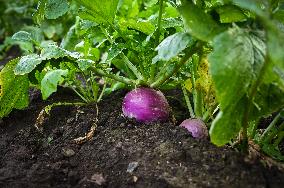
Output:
[[0, 90, 283, 188]]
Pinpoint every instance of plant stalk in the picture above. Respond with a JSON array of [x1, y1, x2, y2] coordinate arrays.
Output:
[[150, 48, 196, 88], [91, 67, 137, 86], [97, 81, 107, 102], [150, 0, 164, 82], [182, 85, 195, 118], [260, 112, 282, 144], [273, 131, 284, 147], [191, 55, 203, 118], [120, 53, 144, 80], [71, 87, 89, 103], [44, 102, 87, 114]]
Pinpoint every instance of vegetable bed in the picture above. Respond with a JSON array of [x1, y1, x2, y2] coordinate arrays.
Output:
[[1, 0, 284, 187], [0, 89, 284, 188]]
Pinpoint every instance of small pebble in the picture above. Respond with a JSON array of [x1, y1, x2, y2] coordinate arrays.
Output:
[[62, 148, 75, 157], [91, 173, 106, 185], [66, 118, 74, 124], [127, 162, 139, 173], [133, 176, 138, 183]]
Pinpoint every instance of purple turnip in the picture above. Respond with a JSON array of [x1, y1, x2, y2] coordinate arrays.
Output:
[[122, 87, 170, 123], [180, 118, 208, 139]]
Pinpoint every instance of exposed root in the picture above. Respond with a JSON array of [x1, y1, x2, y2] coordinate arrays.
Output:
[[34, 102, 86, 132], [73, 104, 99, 145], [34, 108, 49, 132], [73, 123, 97, 144]]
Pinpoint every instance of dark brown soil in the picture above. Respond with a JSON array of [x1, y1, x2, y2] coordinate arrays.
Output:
[[0, 89, 284, 188], [0, 46, 21, 69]]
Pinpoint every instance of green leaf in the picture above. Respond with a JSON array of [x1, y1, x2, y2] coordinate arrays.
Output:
[[209, 27, 265, 110], [106, 43, 125, 63], [216, 5, 247, 23], [178, 1, 225, 41], [45, 0, 69, 19], [75, 0, 119, 25], [11, 27, 43, 46], [41, 44, 81, 60], [119, 18, 155, 35], [210, 99, 246, 146], [14, 54, 42, 75], [161, 18, 183, 29], [273, 9, 284, 24], [41, 45, 67, 59], [265, 26, 284, 90], [12, 31, 33, 42], [76, 59, 95, 71], [251, 83, 284, 119], [41, 69, 68, 99], [153, 32, 193, 63], [231, 0, 268, 18], [118, 0, 140, 18], [60, 25, 80, 51], [262, 143, 284, 161], [15, 44, 81, 76], [0, 59, 29, 118], [33, 0, 47, 24]]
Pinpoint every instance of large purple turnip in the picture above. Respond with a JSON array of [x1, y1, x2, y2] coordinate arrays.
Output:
[[122, 87, 170, 123]]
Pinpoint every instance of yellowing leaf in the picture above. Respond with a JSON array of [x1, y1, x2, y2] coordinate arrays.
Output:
[[196, 56, 211, 93], [184, 78, 192, 92]]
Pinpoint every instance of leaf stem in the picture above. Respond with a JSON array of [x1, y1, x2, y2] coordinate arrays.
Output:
[[97, 80, 107, 102], [192, 55, 203, 118], [150, 0, 164, 82], [155, 0, 164, 47], [91, 67, 137, 86], [150, 47, 196, 88], [273, 130, 284, 147], [71, 87, 89, 103], [100, 26, 114, 44], [44, 101, 87, 114], [119, 53, 144, 80], [260, 112, 282, 144], [182, 85, 195, 118]]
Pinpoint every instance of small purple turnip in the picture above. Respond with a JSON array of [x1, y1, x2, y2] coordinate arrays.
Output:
[[180, 118, 208, 139], [122, 87, 170, 123]]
